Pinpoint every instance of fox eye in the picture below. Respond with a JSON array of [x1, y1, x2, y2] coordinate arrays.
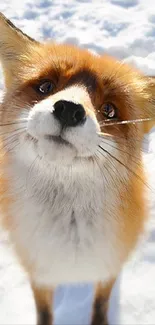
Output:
[[103, 103, 117, 119], [37, 80, 54, 95]]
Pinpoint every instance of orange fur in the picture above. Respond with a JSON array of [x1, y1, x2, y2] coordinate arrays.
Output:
[[31, 284, 53, 325], [92, 279, 115, 325]]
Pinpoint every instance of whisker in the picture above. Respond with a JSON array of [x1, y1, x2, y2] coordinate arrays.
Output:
[[96, 151, 126, 212], [0, 127, 26, 137], [99, 139, 142, 164], [96, 151, 118, 186], [26, 155, 39, 190], [94, 154, 118, 223], [98, 133, 148, 145], [94, 154, 107, 208], [0, 130, 25, 152], [1, 138, 19, 154], [98, 145, 149, 188], [99, 117, 155, 127], [0, 120, 27, 127], [94, 153, 109, 186]]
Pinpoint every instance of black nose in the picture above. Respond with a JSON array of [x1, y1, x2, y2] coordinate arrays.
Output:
[[53, 100, 86, 127]]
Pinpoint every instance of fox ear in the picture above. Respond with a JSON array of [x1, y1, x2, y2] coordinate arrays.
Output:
[[0, 12, 39, 87]]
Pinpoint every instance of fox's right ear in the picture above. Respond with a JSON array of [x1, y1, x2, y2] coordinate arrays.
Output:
[[0, 12, 39, 87]]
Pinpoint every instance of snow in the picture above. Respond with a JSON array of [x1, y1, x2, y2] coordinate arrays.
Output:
[[0, 0, 155, 324]]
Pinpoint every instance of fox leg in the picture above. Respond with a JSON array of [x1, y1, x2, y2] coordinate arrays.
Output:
[[91, 279, 115, 325], [31, 283, 53, 325]]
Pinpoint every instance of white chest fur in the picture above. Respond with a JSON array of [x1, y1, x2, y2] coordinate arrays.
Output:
[[7, 156, 122, 286]]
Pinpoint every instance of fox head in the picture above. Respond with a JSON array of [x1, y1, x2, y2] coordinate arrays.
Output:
[[0, 12, 155, 166]]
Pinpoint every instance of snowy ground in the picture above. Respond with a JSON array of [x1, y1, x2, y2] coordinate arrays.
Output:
[[0, 0, 155, 324]]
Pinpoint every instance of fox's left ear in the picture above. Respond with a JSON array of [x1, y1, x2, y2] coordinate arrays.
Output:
[[0, 12, 40, 87]]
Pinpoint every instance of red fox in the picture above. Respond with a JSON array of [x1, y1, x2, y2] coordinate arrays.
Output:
[[0, 12, 155, 325]]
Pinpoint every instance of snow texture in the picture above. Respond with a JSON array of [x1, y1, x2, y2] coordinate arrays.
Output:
[[0, 0, 155, 324]]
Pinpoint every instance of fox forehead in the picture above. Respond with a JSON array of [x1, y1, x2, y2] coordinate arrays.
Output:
[[19, 43, 125, 83], [18, 43, 106, 84]]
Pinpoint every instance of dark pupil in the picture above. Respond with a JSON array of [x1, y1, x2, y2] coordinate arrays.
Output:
[[39, 81, 52, 94], [104, 104, 115, 118]]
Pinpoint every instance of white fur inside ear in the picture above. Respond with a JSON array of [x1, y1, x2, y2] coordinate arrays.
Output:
[[0, 13, 37, 88]]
